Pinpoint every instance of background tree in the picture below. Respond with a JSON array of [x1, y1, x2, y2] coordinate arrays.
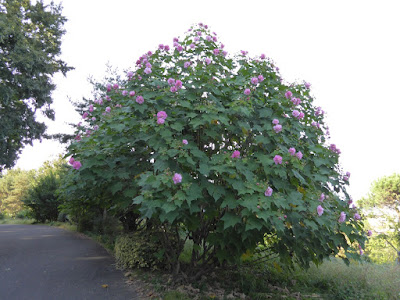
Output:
[[22, 157, 67, 222], [0, 0, 72, 171], [0, 168, 35, 216]]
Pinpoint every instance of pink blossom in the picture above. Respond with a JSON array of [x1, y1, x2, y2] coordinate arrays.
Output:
[[260, 54, 266, 59], [173, 41, 179, 47], [122, 90, 128, 96], [129, 91, 136, 97], [164, 45, 170, 51], [338, 211, 346, 223], [173, 173, 182, 184], [91, 117, 96, 121], [144, 67, 152, 74], [258, 75, 264, 82], [127, 71, 134, 78], [288, 148, 296, 156], [285, 91, 293, 99], [158, 44, 164, 50], [213, 49, 220, 55], [157, 111, 168, 119], [344, 176, 349, 181], [241, 50, 248, 56], [317, 205, 324, 216], [147, 51, 152, 56], [190, 43, 196, 49], [173, 37, 179, 43], [244, 89, 251, 95], [292, 110, 300, 118], [167, 78, 175, 85], [157, 118, 165, 124], [170, 86, 178, 93], [182, 139, 188, 145], [106, 96, 111, 101], [184, 61, 191, 68], [105, 107, 111, 113], [264, 187, 273, 197], [175, 80, 183, 89], [194, 36, 200, 42], [98, 99, 103, 105], [231, 150, 240, 158], [206, 35, 212, 41], [305, 82, 311, 89], [93, 125, 99, 131], [319, 193, 325, 202], [205, 58, 212, 65], [368, 230, 372, 236], [346, 171, 351, 178], [69, 157, 75, 165], [222, 51, 228, 57], [296, 151, 303, 160], [113, 84, 119, 90], [251, 77, 259, 85], [213, 36, 217, 42], [197, 31, 202, 36], [106, 84, 112, 92], [311, 121, 318, 127], [273, 155, 283, 165], [75, 135, 81, 141], [354, 213, 361, 220], [220, 43, 225, 48], [298, 112, 305, 119], [273, 124, 282, 133], [272, 119, 279, 125], [89, 105, 94, 112], [73, 161, 82, 170], [176, 45, 183, 52], [136, 96, 144, 104]]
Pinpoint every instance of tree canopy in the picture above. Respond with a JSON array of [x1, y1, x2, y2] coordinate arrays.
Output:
[[0, 0, 72, 171]]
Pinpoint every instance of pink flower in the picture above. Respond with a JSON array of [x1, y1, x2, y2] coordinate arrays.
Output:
[[317, 205, 324, 216], [176, 45, 183, 52], [136, 96, 144, 104], [69, 157, 75, 165], [273, 124, 282, 133], [272, 119, 279, 125], [213, 49, 220, 55], [175, 80, 183, 89], [251, 77, 259, 85], [106, 83, 112, 92], [82, 112, 89, 119], [319, 193, 325, 202], [113, 84, 119, 90], [190, 43, 196, 49], [127, 71, 134, 78], [105, 107, 111, 113], [173, 173, 182, 184], [93, 125, 99, 131], [158, 44, 164, 50], [354, 213, 361, 220], [122, 90, 128, 96], [338, 211, 346, 223], [89, 105, 94, 112], [91, 117, 96, 121], [241, 50, 248, 56], [157, 118, 165, 124], [244, 89, 251, 95], [170, 86, 178, 93], [206, 35, 212, 41], [197, 31, 202, 36], [144, 67, 152, 74], [182, 139, 188, 145], [292, 110, 300, 118], [73, 161, 82, 170], [264, 187, 273, 197], [173, 37, 179, 42], [157, 111, 168, 119], [231, 150, 240, 158], [222, 51, 228, 57], [205, 58, 212, 65], [184, 61, 191, 68], [296, 151, 303, 160], [285, 91, 293, 99], [368, 230, 372, 236], [164, 45, 170, 51], [273, 155, 282, 165], [75, 135, 81, 141], [344, 176, 349, 181], [260, 54, 266, 59], [346, 171, 351, 178], [258, 75, 264, 82], [167, 78, 175, 85], [129, 91, 136, 97], [194, 36, 200, 42], [305, 82, 311, 89], [298, 112, 305, 119], [288, 148, 296, 156], [311, 121, 318, 127], [213, 36, 217, 42]]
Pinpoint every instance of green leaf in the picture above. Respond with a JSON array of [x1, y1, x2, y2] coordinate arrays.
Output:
[[221, 212, 241, 230]]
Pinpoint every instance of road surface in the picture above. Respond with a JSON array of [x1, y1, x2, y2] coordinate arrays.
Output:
[[0, 224, 138, 300]]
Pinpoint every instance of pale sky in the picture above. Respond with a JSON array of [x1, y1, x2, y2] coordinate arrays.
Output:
[[15, 0, 400, 202]]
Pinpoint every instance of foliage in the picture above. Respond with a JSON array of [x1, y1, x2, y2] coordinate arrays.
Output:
[[365, 232, 399, 264], [0, 0, 72, 171], [22, 158, 67, 222], [115, 229, 169, 270], [65, 23, 366, 278], [0, 168, 35, 216]]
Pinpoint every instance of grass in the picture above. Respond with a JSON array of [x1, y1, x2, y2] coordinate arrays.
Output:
[[0, 216, 35, 225]]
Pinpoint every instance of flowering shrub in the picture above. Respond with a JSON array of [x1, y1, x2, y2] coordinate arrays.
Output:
[[65, 23, 365, 277]]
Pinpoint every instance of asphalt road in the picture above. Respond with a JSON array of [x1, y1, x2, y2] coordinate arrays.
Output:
[[0, 224, 138, 300]]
